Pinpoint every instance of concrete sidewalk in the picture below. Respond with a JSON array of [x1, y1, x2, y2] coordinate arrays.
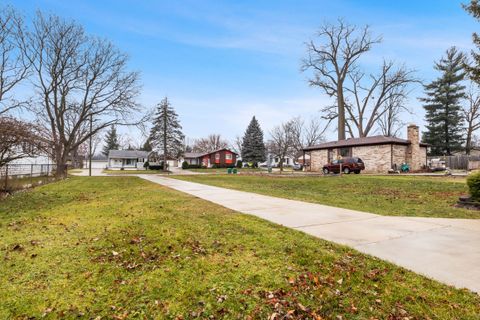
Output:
[[139, 175, 480, 293]]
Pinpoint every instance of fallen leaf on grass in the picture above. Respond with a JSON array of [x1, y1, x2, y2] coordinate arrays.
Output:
[[11, 244, 24, 251]]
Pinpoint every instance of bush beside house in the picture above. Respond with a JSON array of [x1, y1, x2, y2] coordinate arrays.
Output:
[[467, 171, 480, 201]]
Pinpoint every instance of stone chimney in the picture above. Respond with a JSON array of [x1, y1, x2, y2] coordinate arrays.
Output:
[[406, 124, 421, 170]]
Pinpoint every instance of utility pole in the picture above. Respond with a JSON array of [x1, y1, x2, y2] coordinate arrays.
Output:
[[89, 113, 92, 177], [163, 100, 168, 171]]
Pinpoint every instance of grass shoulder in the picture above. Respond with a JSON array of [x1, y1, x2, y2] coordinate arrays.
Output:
[[172, 174, 478, 219], [102, 169, 169, 174]]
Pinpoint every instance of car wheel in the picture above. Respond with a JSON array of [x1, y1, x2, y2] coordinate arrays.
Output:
[[323, 168, 329, 174], [354, 170, 360, 174], [343, 167, 350, 174]]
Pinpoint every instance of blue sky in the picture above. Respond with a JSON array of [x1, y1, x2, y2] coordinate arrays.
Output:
[[8, 0, 478, 145]]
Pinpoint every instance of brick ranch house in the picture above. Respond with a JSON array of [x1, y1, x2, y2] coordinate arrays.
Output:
[[303, 124, 428, 173], [182, 149, 237, 167]]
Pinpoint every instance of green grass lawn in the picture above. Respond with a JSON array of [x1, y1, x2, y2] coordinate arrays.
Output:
[[103, 169, 169, 174], [172, 174, 479, 219], [187, 167, 264, 174], [1, 175, 55, 193], [0, 177, 479, 319]]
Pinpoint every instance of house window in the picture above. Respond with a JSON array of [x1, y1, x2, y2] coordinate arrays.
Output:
[[225, 153, 232, 160], [215, 153, 220, 160], [339, 147, 351, 158], [125, 159, 133, 165]]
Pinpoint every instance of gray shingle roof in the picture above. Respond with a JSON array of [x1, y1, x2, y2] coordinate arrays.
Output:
[[303, 135, 428, 151], [184, 152, 206, 158], [108, 150, 149, 159], [183, 149, 238, 159], [91, 154, 108, 161]]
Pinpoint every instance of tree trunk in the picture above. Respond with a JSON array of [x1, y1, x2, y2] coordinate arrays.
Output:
[[55, 150, 68, 179], [466, 127, 473, 155], [337, 83, 346, 141]]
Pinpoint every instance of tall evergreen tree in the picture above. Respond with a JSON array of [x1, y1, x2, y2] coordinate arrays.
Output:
[[420, 47, 466, 155], [102, 125, 120, 156], [140, 138, 153, 152], [149, 97, 184, 169], [241, 116, 266, 165], [464, 1, 480, 83]]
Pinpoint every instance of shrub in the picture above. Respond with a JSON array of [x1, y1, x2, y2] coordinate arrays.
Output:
[[467, 171, 480, 201], [211, 164, 217, 169], [143, 161, 149, 169], [182, 161, 189, 169], [236, 160, 242, 168]]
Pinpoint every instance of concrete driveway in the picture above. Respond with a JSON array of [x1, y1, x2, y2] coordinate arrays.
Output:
[[69, 168, 107, 176], [139, 175, 480, 293]]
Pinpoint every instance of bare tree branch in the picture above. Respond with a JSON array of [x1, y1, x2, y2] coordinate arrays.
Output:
[[0, 117, 50, 167], [463, 82, 480, 154], [23, 12, 141, 177], [268, 120, 297, 172], [302, 19, 381, 140], [0, 6, 30, 115], [192, 134, 229, 153]]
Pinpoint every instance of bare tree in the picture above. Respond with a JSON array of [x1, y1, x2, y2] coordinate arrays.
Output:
[[193, 134, 229, 153], [230, 135, 243, 156], [377, 93, 408, 137], [268, 120, 297, 172], [79, 132, 102, 158], [343, 61, 417, 137], [0, 6, 30, 115], [463, 83, 480, 155], [0, 117, 49, 167], [302, 19, 381, 140], [23, 12, 141, 177], [291, 116, 327, 158]]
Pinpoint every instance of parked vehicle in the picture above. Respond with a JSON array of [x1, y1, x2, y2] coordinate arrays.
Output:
[[293, 163, 303, 171], [322, 157, 365, 174]]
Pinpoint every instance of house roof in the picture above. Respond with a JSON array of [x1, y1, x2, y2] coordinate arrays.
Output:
[[303, 135, 428, 151], [209, 148, 238, 155], [184, 149, 238, 159], [108, 150, 150, 159], [91, 154, 108, 161], [184, 152, 206, 159]]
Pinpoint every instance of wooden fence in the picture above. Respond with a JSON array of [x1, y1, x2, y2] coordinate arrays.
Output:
[[428, 155, 480, 170]]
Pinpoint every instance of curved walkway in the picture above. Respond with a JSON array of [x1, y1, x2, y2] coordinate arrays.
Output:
[[139, 175, 480, 293]]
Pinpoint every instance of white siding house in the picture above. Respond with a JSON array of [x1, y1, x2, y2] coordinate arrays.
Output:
[[107, 150, 149, 170], [84, 154, 109, 169]]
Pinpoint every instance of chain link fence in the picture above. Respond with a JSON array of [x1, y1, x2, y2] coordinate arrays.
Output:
[[0, 163, 57, 193]]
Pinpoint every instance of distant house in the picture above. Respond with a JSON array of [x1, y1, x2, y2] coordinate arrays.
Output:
[[182, 149, 237, 167], [260, 154, 295, 167], [303, 124, 428, 173], [182, 152, 205, 166], [85, 154, 108, 169], [107, 150, 149, 170], [147, 152, 180, 168]]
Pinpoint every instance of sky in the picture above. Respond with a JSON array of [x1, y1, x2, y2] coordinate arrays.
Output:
[[7, 0, 479, 146]]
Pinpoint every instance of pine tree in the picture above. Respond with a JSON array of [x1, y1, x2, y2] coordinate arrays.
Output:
[[149, 97, 184, 169], [464, 1, 480, 83], [241, 116, 266, 165], [102, 125, 120, 156], [140, 138, 153, 152], [420, 47, 466, 155]]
